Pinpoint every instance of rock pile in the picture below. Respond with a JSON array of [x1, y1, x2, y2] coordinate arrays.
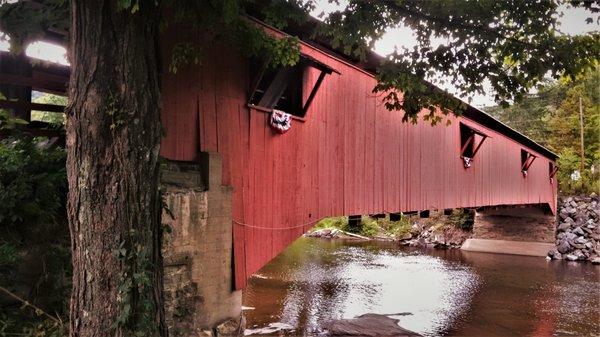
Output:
[[402, 222, 470, 249], [548, 194, 600, 263]]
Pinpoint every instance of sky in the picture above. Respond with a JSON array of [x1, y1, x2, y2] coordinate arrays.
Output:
[[0, 4, 597, 108]]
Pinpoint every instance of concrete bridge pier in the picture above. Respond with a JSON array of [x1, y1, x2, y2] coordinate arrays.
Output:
[[161, 153, 243, 337], [461, 205, 556, 257]]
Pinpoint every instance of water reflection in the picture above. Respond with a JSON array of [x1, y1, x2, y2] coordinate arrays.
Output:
[[243, 238, 600, 336]]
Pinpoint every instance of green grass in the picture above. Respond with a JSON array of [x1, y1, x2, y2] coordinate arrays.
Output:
[[312, 214, 413, 239], [313, 216, 348, 231], [374, 215, 412, 238]]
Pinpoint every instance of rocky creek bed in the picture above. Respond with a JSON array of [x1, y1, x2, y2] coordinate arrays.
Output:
[[548, 194, 600, 263], [306, 211, 473, 249], [308, 194, 600, 265]]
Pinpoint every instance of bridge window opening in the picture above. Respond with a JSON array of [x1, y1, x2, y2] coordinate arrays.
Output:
[[249, 62, 303, 116], [459, 123, 488, 168], [248, 55, 338, 118], [520, 149, 537, 177], [549, 162, 558, 183]]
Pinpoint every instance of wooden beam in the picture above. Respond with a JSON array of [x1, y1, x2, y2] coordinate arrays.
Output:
[[460, 133, 474, 156], [257, 66, 295, 108], [0, 73, 68, 95], [302, 70, 326, 116], [550, 165, 559, 179], [0, 100, 65, 113], [472, 135, 488, 157], [521, 153, 537, 171]]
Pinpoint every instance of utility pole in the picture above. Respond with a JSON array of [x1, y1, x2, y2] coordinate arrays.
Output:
[[579, 95, 585, 172]]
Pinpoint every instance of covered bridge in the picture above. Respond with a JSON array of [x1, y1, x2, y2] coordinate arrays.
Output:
[[158, 17, 558, 289]]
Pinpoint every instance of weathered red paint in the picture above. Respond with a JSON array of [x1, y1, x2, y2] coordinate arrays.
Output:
[[159, 22, 558, 289]]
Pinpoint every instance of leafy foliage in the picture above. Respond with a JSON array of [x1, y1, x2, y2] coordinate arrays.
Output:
[[0, 137, 66, 227], [0, 0, 68, 53], [547, 70, 600, 160], [0, 93, 28, 130], [0, 135, 69, 337], [485, 80, 564, 147], [166, 0, 304, 71], [321, 0, 599, 123], [556, 148, 600, 194], [447, 209, 474, 231]]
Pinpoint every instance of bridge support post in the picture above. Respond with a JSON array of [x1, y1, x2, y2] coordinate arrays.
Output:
[[389, 213, 402, 221], [0, 52, 32, 121], [461, 205, 556, 257], [347, 215, 362, 233], [161, 153, 243, 336]]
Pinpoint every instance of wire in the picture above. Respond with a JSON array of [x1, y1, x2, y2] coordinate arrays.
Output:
[[232, 219, 318, 230]]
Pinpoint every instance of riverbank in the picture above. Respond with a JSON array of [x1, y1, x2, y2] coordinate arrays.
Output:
[[306, 210, 474, 249]]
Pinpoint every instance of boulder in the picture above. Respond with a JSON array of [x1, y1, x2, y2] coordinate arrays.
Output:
[[324, 313, 421, 337], [547, 249, 562, 260], [565, 254, 578, 261], [399, 232, 413, 241], [216, 317, 245, 336], [559, 209, 569, 220], [411, 224, 421, 232], [573, 227, 585, 236], [565, 232, 577, 241], [557, 240, 571, 254], [573, 249, 586, 260], [591, 257, 600, 265], [557, 223, 571, 232], [571, 242, 586, 250], [409, 237, 427, 248]]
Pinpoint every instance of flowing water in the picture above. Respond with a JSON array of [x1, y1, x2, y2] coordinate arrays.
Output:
[[243, 237, 600, 336]]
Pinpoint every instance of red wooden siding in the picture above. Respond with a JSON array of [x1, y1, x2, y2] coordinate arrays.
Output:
[[160, 24, 558, 289]]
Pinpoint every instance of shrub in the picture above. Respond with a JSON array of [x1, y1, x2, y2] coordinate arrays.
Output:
[[0, 136, 66, 228], [557, 148, 600, 195], [0, 135, 69, 336], [448, 209, 474, 231]]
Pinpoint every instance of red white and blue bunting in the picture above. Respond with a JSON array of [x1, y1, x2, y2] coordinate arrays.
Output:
[[269, 109, 292, 134]]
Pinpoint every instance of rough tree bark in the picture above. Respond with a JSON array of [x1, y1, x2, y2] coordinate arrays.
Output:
[[66, 1, 165, 336]]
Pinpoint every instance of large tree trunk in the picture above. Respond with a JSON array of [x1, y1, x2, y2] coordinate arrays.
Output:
[[66, 2, 165, 336]]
